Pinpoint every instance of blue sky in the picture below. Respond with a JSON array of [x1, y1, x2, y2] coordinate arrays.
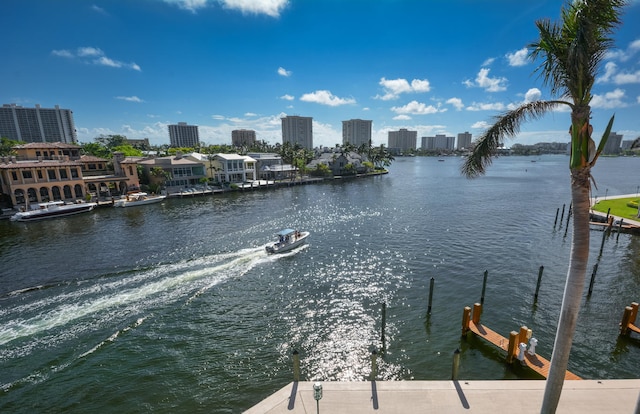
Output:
[[3, 0, 640, 148]]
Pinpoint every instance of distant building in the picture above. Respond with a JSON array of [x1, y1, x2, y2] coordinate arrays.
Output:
[[603, 132, 623, 155], [0, 103, 77, 144], [342, 119, 372, 147], [281, 116, 313, 150], [168, 122, 199, 148], [422, 134, 455, 151], [125, 138, 150, 149], [388, 128, 417, 153], [457, 132, 472, 150], [232, 129, 256, 147]]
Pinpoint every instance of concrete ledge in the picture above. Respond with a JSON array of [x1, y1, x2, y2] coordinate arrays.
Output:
[[244, 380, 640, 413]]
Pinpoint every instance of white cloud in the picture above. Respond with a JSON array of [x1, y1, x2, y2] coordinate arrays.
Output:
[[506, 47, 528, 67], [300, 90, 356, 106], [280, 94, 294, 101], [482, 57, 495, 67], [51, 46, 141, 71], [212, 115, 226, 120], [163, 0, 208, 13], [524, 88, 542, 102], [220, 0, 288, 17], [376, 77, 431, 100], [91, 5, 108, 15], [244, 112, 257, 117], [466, 102, 506, 111], [605, 38, 640, 62], [613, 70, 640, 84], [591, 88, 627, 108], [597, 61, 618, 83], [471, 121, 490, 129], [391, 100, 444, 115], [637, 95, 640, 104], [393, 115, 412, 120], [446, 97, 464, 111], [51, 49, 74, 58], [277, 67, 291, 77], [465, 68, 507, 92], [115, 96, 144, 103]]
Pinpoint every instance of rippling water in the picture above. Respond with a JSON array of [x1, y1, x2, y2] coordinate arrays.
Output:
[[1, 155, 639, 413]]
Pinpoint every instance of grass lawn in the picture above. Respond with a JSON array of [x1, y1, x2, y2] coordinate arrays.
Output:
[[591, 197, 640, 222]]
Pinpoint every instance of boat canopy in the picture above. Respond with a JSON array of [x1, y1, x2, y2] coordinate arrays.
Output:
[[277, 229, 296, 236]]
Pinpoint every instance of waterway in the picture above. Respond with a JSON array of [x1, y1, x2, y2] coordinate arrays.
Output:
[[1, 155, 639, 413]]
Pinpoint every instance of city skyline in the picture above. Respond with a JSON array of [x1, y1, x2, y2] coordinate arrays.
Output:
[[3, 0, 640, 148]]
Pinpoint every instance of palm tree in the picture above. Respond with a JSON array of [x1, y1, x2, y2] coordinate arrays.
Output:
[[461, 1, 625, 412]]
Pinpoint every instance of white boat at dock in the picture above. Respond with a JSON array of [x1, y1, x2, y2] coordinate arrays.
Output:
[[113, 192, 166, 208], [10, 200, 97, 222], [265, 229, 309, 254]]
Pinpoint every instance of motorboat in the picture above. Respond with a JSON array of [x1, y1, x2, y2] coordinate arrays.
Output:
[[10, 200, 97, 222], [113, 192, 166, 207], [265, 229, 310, 254]]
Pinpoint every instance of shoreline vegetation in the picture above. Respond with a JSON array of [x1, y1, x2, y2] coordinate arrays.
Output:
[[591, 196, 640, 223]]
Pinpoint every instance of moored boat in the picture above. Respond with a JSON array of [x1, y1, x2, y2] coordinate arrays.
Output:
[[265, 229, 309, 254], [10, 200, 97, 222], [113, 192, 166, 208]]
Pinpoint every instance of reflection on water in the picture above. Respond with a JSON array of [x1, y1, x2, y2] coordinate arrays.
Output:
[[0, 155, 639, 412]]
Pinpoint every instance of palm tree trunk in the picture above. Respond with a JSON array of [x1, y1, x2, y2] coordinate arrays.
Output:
[[541, 166, 591, 413]]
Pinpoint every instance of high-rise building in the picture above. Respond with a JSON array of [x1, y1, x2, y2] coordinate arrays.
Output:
[[604, 132, 623, 155], [388, 128, 417, 153], [0, 104, 77, 143], [232, 129, 256, 147], [342, 119, 372, 147], [281, 116, 313, 149], [422, 134, 455, 151], [168, 122, 200, 148], [457, 132, 472, 150]]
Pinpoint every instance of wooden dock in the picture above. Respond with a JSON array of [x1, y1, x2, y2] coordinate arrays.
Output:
[[462, 303, 581, 380], [620, 302, 640, 335]]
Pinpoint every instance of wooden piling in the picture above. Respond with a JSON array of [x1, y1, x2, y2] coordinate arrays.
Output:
[[381, 302, 387, 350], [621, 306, 633, 336], [620, 302, 640, 336], [427, 277, 435, 315], [617, 219, 624, 241], [560, 204, 566, 226], [534, 266, 544, 303], [370, 349, 378, 381], [480, 270, 488, 305], [518, 326, 529, 345], [507, 331, 519, 363], [461, 306, 471, 335], [452, 348, 461, 380], [472, 303, 482, 325], [292, 350, 300, 382], [554, 208, 559, 227], [588, 263, 598, 296]]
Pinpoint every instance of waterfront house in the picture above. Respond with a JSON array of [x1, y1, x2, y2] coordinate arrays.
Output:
[[0, 143, 143, 207], [138, 153, 206, 193], [208, 153, 256, 184], [0, 143, 88, 207]]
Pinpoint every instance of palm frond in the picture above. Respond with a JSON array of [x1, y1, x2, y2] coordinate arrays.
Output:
[[529, 0, 626, 104], [461, 100, 568, 178]]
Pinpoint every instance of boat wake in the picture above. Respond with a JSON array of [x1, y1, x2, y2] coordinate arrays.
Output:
[[0, 246, 269, 351]]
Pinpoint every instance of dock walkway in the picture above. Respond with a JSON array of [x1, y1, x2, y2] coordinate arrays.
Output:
[[244, 380, 640, 413]]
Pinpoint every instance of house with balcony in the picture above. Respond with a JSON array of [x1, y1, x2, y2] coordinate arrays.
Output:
[[0, 143, 88, 207], [138, 153, 206, 193], [208, 153, 256, 184], [0, 143, 143, 207]]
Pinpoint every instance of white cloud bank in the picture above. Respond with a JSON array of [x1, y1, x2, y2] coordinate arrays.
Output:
[[164, 0, 288, 17]]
